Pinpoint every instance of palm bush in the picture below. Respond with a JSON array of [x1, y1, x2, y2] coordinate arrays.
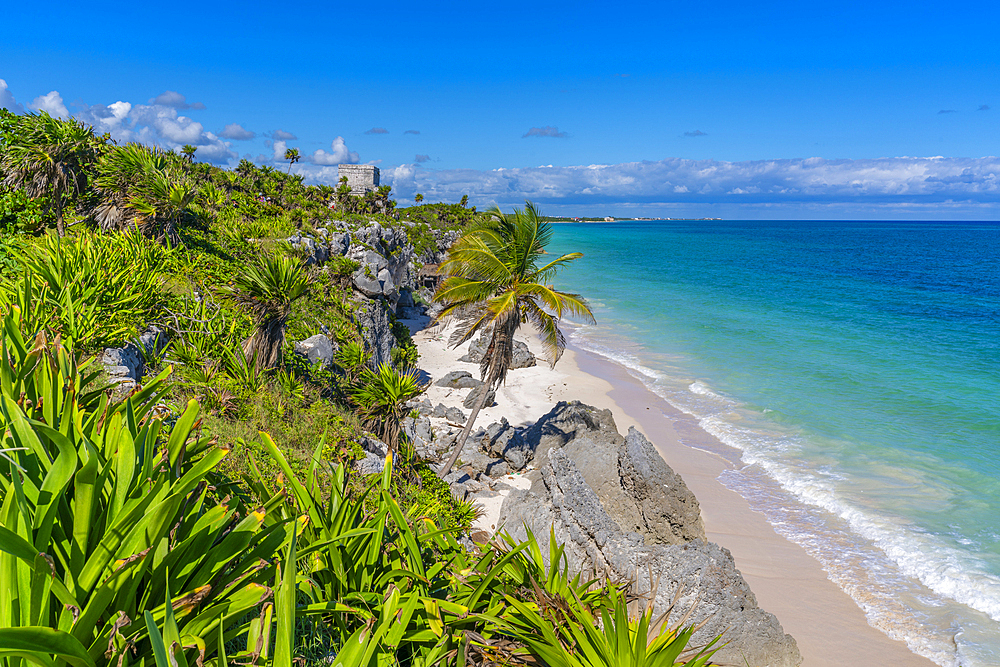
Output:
[[0, 111, 99, 237], [227, 253, 310, 370], [0, 312, 293, 666], [94, 142, 197, 244], [503, 586, 719, 667], [350, 363, 427, 453]]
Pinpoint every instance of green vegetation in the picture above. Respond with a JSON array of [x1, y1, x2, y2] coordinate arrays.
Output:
[[0, 109, 715, 666], [433, 201, 596, 477]]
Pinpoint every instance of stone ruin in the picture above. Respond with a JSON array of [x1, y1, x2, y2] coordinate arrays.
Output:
[[338, 164, 380, 195]]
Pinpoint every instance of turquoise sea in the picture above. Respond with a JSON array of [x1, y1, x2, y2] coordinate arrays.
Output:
[[548, 220, 1000, 667]]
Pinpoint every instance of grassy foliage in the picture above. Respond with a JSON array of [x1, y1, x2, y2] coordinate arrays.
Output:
[[0, 230, 167, 349]]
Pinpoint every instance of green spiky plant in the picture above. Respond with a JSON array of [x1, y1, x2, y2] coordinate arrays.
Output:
[[0, 309, 292, 666], [0, 229, 166, 349], [227, 253, 310, 370], [432, 200, 595, 477], [350, 363, 428, 454], [93, 142, 197, 245], [0, 111, 99, 237]]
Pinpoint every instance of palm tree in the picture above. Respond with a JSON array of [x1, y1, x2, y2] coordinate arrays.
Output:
[[93, 142, 196, 245], [414, 193, 424, 203], [284, 147, 300, 174], [181, 144, 197, 162], [227, 252, 310, 370], [0, 111, 98, 237], [432, 201, 595, 478]]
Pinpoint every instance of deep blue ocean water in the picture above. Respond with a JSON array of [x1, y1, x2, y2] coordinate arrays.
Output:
[[548, 220, 1000, 666]]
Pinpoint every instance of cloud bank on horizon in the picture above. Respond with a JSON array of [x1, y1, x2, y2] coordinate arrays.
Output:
[[2, 78, 998, 217], [377, 157, 1000, 213]]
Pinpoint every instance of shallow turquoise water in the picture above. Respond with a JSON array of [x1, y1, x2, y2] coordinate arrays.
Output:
[[549, 220, 1000, 666]]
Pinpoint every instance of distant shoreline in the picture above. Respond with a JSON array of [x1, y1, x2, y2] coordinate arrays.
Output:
[[545, 217, 724, 223]]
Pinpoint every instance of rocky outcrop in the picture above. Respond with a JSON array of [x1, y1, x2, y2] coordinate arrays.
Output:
[[354, 435, 390, 475], [287, 231, 331, 266], [294, 334, 336, 369], [434, 370, 483, 389], [480, 418, 532, 471], [459, 333, 536, 368], [463, 384, 496, 410], [355, 298, 395, 369], [498, 448, 801, 667], [99, 326, 169, 388], [347, 222, 415, 309], [522, 401, 704, 545]]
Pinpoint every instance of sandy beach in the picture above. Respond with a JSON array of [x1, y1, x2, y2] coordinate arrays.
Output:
[[410, 318, 934, 667]]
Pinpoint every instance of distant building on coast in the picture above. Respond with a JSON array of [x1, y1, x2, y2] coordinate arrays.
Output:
[[338, 164, 380, 195]]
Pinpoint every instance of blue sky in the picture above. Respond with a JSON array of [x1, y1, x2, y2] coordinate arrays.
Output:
[[2, 0, 998, 218]]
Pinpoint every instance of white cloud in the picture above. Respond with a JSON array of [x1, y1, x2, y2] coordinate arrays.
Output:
[[74, 98, 236, 164], [371, 156, 1000, 210], [220, 123, 255, 140], [0, 79, 24, 113], [149, 90, 206, 110], [272, 129, 297, 141], [28, 91, 68, 118], [272, 139, 288, 161], [306, 136, 359, 165]]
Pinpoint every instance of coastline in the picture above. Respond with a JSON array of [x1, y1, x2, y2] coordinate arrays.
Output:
[[411, 321, 934, 667]]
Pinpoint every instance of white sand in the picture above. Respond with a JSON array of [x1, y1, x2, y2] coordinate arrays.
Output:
[[407, 317, 934, 667]]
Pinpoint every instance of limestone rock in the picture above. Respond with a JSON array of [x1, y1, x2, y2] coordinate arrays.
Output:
[[498, 449, 801, 667], [432, 403, 467, 423], [355, 298, 395, 369], [482, 418, 532, 471], [522, 401, 705, 545], [329, 231, 350, 256], [294, 334, 336, 369], [463, 384, 496, 410], [435, 370, 483, 389], [620, 426, 705, 543], [459, 333, 536, 368], [99, 344, 144, 386]]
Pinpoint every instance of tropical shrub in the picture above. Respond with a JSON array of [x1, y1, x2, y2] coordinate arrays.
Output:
[[350, 363, 427, 453], [0, 230, 166, 348], [93, 142, 197, 245], [0, 111, 100, 237], [0, 312, 293, 666], [227, 253, 310, 370]]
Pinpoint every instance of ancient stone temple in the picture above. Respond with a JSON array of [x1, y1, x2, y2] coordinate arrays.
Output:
[[338, 164, 380, 195]]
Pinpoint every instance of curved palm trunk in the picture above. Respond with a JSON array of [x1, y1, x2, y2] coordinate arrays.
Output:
[[54, 198, 65, 238], [438, 383, 491, 479]]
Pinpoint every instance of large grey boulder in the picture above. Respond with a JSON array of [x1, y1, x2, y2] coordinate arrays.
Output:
[[349, 222, 415, 301], [522, 401, 704, 545], [463, 384, 496, 410], [294, 334, 336, 369], [499, 449, 801, 667], [481, 418, 532, 471], [620, 426, 704, 544], [433, 403, 466, 423], [435, 370, 483, 389], [401, 415, 433, 447], [459, 333, 536, 368]]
